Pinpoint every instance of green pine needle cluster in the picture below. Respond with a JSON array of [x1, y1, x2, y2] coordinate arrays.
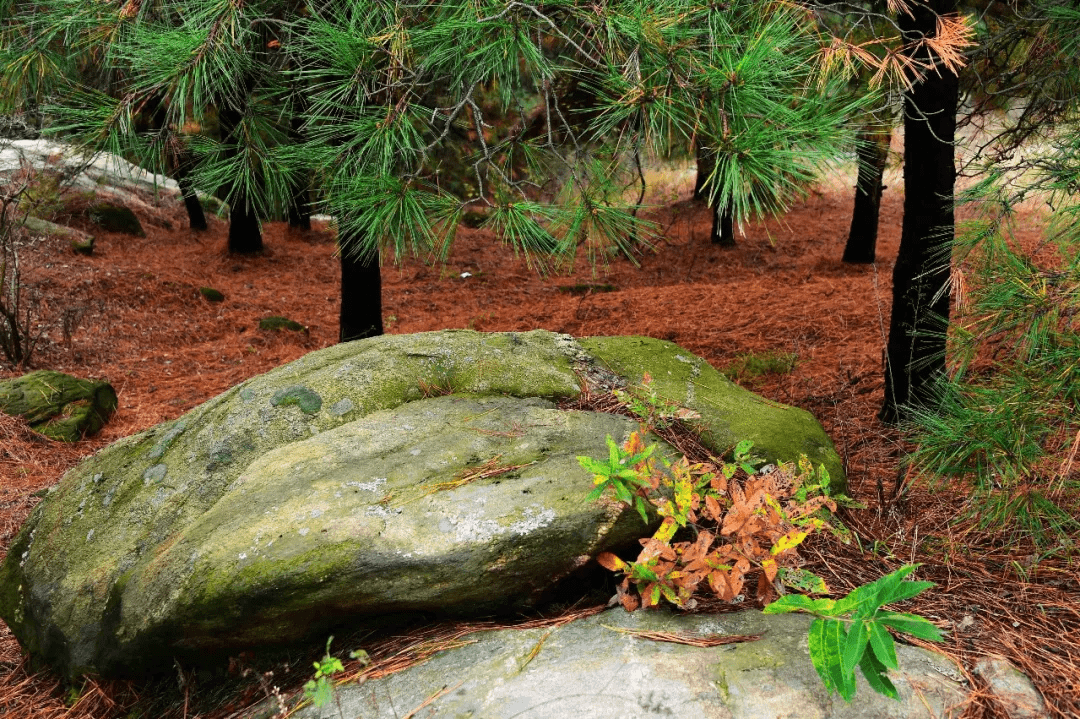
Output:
[[0, 0, 869, 268], [905, 3, 1080, 547]]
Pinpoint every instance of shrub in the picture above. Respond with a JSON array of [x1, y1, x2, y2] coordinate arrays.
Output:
[[0, 168, 46, 367], [907, 188, 1080, 545], [579, 376, 941, 702]]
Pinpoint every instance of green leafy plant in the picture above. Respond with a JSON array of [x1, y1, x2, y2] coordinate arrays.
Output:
[[581, 431, 839, 610], [764, 564, 943, 701], [579, 434, 657, 524], [303, 637, 345, 708], [303, 636, 370, 712], [612, 372, 702, 431], [578, 389, 939, 703]]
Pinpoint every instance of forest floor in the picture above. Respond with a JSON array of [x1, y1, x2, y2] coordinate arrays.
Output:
[[0, 170, 1077, 718]]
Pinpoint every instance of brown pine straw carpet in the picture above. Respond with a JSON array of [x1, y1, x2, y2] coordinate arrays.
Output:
[[0, 182, 1077, 718]]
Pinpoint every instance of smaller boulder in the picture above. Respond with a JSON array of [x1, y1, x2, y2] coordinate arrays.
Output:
[[24, 215, 94, 246], [291, 608, 969, 719], [259, 315, 305, 332], [973, 656, 1048, 719], [199, 287, 225, 303], [0, 370, 117, 441], [71, 237, 94, 255], [198, 193, 230, 218], [88, 201, 144, 236]]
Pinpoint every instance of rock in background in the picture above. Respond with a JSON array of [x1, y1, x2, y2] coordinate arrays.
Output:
[[0, 370, 117, 441], [1, 137, 179, 241]]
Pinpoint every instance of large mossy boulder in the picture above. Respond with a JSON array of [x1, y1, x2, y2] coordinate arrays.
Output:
[[0, 331, 844, 679], [0, 370, 117, 441]]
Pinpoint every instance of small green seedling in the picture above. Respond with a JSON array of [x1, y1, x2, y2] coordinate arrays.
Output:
[[578, 435, 656, 524], [303, 636, 370, 710]]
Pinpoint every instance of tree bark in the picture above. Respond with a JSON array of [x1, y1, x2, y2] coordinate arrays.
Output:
[[286, 113, 311, 230], [693, 144, 712, 201], [339, 237, 384, 343], [287, 184, 311, 230], [710, 203, 736, 246], [842, 128, 890, 264], [696, 146, 737, 246], [880, 0, 958, 424], [147, 98, 207, 232], [217, 105, 264, 254], [174, 161, 208, 232]]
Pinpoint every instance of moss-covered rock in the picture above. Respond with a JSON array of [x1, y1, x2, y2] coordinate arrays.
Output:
[[577, 336, 844, 491], [0, 370, 117, 441], [88, 201, 144, 236], [197, 193, 229, 218], [70, 236, 95, 255], [199, 287, 224, 302], [259, 315, 304, 332], [0, 330, 844, 679]]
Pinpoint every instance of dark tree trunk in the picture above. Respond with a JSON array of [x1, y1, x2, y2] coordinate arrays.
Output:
[[696, 145, 736, 245], [880, 0, 959, 424], [286, 114, 311, 230], [339, 237, 384, 343], [694, 144, 713, 201], [287, 185, 311, 230], [174, 162, 208, 232], [842, 128, 890, 264], [711, 204, 735, 246], [217, 105, 264, 254], [227, 198, 262, 253], [147, 98, 207, 232]]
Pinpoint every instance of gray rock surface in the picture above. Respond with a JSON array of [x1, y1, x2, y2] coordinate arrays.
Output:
[[292, 608, 968, 719], [0, 138, 179, 195], [972, 656, 1047, 719], [0, 330, 845, 678]]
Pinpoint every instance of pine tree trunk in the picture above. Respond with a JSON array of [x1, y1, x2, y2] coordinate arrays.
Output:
[[339, 238, 384, 343], [217, 105, 264, 254], [174, 161, 208, 232], [287, 185, 311, 230], [711, 203, 735, 246], [694, 144, 713, 201], [286, 114, 311, 230], [147, 97, 207, 232], [880, 0, 958, 424], [842, 129, 890, 264]]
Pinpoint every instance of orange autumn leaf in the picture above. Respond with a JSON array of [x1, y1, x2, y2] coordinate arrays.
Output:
[[762, 557, 779, 583], [597, 552, 628, 572]]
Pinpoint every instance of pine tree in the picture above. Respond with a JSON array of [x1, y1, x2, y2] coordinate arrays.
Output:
[[905, 0, 1080, 540], [293, 0, 864, 315]]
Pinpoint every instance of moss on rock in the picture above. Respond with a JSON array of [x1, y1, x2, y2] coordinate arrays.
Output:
[[0, 370, 117, 441], [88, 202, 144, 236], [259, 316, 304, 332], [578, 335, 845, 492]]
